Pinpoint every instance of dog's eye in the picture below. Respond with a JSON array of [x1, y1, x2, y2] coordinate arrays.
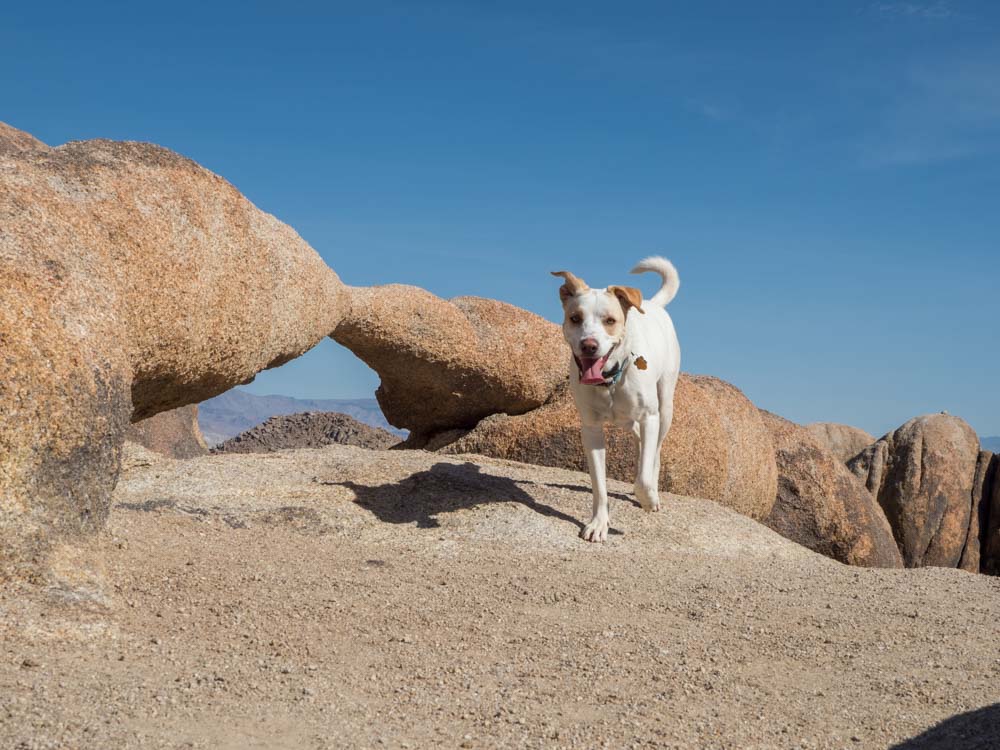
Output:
[[605, 317, 616, 325], [569, 315, 582, 324]]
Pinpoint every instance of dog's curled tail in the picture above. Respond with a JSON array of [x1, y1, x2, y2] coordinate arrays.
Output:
[[630, 256, 680, 307]]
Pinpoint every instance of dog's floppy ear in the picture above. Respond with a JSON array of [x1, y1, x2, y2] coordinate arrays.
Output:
[[550, 271, 589, 303], [608, 285, 645, 315]]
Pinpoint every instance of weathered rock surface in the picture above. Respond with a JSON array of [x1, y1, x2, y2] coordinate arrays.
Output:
[[848, 414, 979, 568], [126, 405, 208, 459], [331, 287, 567, 438], [959, 451, 995, 573], [805, 422, 875, 463], [761, 411, 902, 568], [0, 122, 344, 578], [213, 412, 399, 454], [431, 374, 778, 521]]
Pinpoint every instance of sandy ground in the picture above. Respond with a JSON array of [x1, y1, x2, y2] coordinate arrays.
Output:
[[2, 444, 998, 749]]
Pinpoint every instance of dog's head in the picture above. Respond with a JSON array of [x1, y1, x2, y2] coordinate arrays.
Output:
[[551, 270, 644, 385]]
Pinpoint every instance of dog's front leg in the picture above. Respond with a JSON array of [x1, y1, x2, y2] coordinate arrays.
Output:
[[634, 414, 661, 512], [580, 424, 610, 542]]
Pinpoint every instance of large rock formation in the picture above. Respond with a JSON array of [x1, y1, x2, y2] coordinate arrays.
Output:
[[332, 287, 567, 438], [0, 122, 344, 578], [761, 412, 902, 568], [435, 375, 779, 521], [126, 405, 208, 459], [805, 422, 875, 463], [848, 414, 979, 568]]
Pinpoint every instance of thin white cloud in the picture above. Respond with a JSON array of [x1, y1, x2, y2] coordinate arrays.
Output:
[[871, 2, 955, 20], [856, 52, 1000, 166], [686, 99, 731, 122]]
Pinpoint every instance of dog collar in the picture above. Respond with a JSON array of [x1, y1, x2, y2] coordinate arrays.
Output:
[[599, 358, 626, 387], [576, 347, 646, 387], [598, 352, 646, 388]]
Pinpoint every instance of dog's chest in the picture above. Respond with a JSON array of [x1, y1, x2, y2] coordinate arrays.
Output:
[[575, 373, 655, 426]]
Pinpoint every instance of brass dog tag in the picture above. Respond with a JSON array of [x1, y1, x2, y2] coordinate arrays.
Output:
[[635, 356, 647, 370]]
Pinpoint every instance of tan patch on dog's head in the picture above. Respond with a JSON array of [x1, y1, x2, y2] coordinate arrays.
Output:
[[607, 285, 644, 317], [551, 270, 589, 304]]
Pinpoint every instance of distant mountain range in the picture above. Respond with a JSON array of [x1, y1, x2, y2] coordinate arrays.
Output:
[[198, 388, 405, 446], [982, 436, 1000, 452]]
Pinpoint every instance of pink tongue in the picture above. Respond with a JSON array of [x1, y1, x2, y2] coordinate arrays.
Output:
[[579, 355, 610, 385]]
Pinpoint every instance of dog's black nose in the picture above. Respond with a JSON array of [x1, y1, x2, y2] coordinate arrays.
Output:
[[580, 338, 599, 356]]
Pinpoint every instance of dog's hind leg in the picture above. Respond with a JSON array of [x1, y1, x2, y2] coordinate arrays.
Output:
[[580, 424, 610, 542], [651, 379, 677, 506], [634, 414, 661, 512]]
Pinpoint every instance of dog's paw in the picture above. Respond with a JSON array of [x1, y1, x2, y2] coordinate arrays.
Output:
[[634, 483, 661, 513], [581, 516, 609, 543]]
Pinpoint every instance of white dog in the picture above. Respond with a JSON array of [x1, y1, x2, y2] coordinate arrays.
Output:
[[551, 257, 681, 542]]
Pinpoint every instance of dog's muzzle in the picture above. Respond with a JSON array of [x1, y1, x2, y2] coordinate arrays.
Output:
[[575, 344, 623, 386]]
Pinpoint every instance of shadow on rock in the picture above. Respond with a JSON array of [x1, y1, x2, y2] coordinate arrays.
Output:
[[330, 461, 617, 534], [890, 703, 1000, 750], [541, 482, 638, 507]]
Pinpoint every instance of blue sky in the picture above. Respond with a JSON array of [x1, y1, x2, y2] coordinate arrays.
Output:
[[4, 1, 998, 436]]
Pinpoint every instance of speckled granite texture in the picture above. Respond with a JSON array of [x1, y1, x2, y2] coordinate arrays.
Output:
[[0, 122, 344, 579]]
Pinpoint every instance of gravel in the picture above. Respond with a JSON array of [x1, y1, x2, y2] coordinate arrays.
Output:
[[1, 443, 998, 749]]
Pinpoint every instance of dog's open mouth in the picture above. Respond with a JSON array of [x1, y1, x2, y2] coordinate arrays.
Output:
[[575, 345, 618, 385]]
